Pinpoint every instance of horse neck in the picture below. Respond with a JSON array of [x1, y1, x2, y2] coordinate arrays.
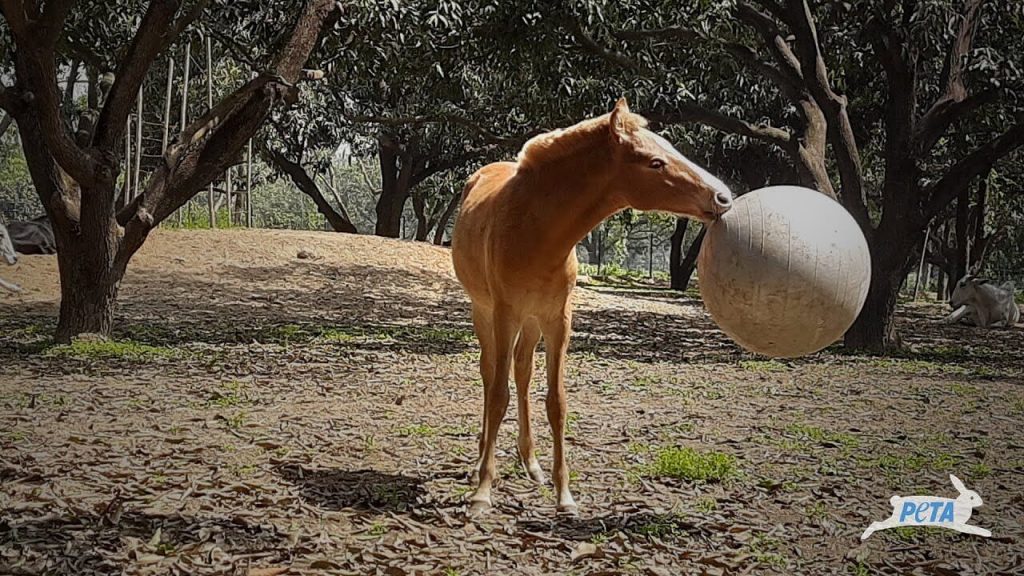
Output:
[[524, 145, 625, 261]]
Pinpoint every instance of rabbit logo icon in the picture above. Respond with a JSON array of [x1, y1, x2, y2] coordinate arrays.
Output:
[[861, 475, 991, 540]]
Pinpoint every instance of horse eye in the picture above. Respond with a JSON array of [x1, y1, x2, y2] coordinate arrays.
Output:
[[649, 158, 666, 169]]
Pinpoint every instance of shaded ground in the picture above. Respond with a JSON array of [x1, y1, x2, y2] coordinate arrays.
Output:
[[1, 228, 1022, 575]]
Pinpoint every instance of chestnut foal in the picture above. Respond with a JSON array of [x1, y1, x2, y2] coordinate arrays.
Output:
[[451, 99, 732, 516]]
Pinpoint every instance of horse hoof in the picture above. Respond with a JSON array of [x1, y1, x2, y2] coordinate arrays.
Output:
[[526, 465, 546, 485], [468, 499, 492, 517], [556, 503, 579, 517]]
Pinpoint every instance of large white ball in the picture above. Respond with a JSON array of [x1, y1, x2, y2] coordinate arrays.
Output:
[[697, 186, 871, 358]]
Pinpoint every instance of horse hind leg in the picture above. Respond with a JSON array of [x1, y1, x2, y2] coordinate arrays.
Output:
[[470, 305, 495, 484], [514, 319, 544, 484], [469, 305, 518, 516]]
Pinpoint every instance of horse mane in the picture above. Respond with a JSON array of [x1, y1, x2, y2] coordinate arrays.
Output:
[[516, 111, 648, 170]]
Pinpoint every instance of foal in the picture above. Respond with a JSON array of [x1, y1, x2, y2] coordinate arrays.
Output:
[[452, 99, 732, 515]]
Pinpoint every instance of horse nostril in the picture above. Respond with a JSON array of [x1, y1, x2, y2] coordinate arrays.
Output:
[[715, 191, 732, 207]]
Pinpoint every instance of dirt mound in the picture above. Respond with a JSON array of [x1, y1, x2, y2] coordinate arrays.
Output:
[[2, 228, 456, 304]]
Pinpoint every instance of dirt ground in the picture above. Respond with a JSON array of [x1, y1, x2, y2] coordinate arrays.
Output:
[[1, 228, 1022, 576]]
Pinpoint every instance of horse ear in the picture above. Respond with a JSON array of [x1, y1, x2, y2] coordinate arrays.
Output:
[[609, 98, 632, 142], [950, 474, 967, 493]]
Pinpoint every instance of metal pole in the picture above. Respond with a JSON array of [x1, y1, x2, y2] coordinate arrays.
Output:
[[161, 57, 174, 154], [912, 226, 931, 300], [205, 33, 215, 228], [133, 89, 143, 199], [648, 233, 654, 278], [225, 166, 233, 226], [123, 117, 132, 207], [246, 139, 253, 227], [177, 40, 191, 224]]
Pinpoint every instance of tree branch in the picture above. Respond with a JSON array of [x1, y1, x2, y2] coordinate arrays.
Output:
[[610, 26, 700, 43], [736, 3, 803, 87], [926, 123, 1024, 215], [94, 0, 186, 151], [345, 111, 526, 147], [566, 17, 641, 71], [259, 142, 357, 233], [117, 0, 338, 255], [39, 0, 79, 46], [786, 0, 868, 229], [648, 103, 794, 148], [913, 0, 988, 155]]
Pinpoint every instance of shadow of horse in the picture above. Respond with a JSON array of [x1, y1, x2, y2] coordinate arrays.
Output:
[[277, 464, 426, 514]]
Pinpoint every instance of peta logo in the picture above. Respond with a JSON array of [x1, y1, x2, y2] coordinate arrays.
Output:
[[861, 475, 991, 540]]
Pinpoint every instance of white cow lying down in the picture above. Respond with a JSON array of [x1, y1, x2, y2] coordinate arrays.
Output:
[[943, 275, 1020, 328], [1, 222, 21, 293]]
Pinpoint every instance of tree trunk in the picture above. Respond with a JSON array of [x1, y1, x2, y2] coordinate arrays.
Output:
[[54, 222, 125, 342], [669, 219, 687, 290], [0, 113, 13, 138], [954, 186, 969, 282], [412, 193, 429, 241], [968, 174, 989, 272], [844, 230, 920, 352], [432, 191, 461, 245], [374, 135, 406, 237], [262, 146, 357, 233], [678, 227, 706, 291]]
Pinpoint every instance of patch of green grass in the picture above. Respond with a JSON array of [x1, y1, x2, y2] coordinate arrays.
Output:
[[231, 464, 258, 477], [4, 430, 28, 442], [860, 356, 996, 378], [806, 501, 829, 521], [739, 359, 789, 373], [206, 381, 249, 408], [785, 423, 860, 449], [396, 423, 438, 437], [165, 207, 238, 230], [565, 412, 581, 434], [45, 339, 176, 362], [884, 526, 947, 542], [450, 485, 473, 499], [645, 447, 737, 482], [849, 561, 871, 576], [362, 434, 377, 451], [863, 449, 961, 480], [222, 411, 247, 430], [968, 462, 992, 479], [748, 533, 786, 569], [273, 324, 304, 342], [631, 374, 662, 389], [948, 383, 979, 397], [442, 568, 460, 576], [1010, 398, 1024, 415], [695, 496, 717, 513], [417, 326, 476, 343], [367, 521, 388, 536], [319, 327, 365, 343], [631, 514, 689, 539]]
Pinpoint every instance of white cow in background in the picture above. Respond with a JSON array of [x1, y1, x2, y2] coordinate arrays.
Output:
[[943, 274, 1020, 327], [1, 222, 21, 293]]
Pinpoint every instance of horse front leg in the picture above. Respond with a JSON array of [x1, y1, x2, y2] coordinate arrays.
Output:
[[543, 306, 577, 516]]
